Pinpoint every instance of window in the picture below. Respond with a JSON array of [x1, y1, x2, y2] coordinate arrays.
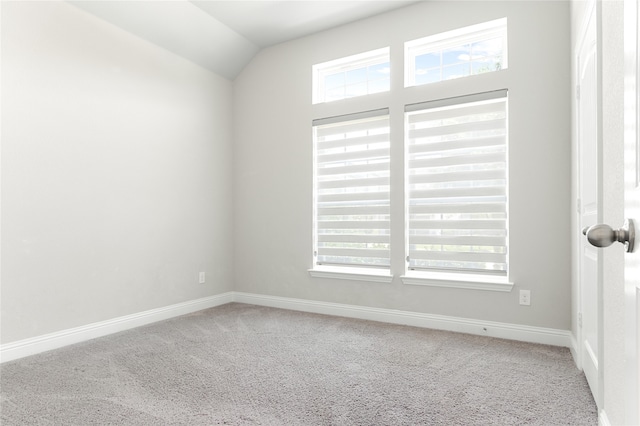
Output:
[[405, 90, 508, 275], [311, 19, 511, 288], [313, 48, 390, 104], [312, 110, 391, 272], [405, 18, 507, 87]]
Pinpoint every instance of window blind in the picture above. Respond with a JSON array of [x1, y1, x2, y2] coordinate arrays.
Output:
[[313, 109, 390, 269], [406, 90, 508, 274]]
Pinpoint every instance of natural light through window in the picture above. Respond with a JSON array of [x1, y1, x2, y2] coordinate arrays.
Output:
[[310, 21, 511, 285], [313, 110, 391, 271], [405, 18, 507, 87], [405, 90, 508, 275], [313, 48, 390, 104]]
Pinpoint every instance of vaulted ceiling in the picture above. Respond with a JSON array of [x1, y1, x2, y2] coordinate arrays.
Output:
[[70, 1, 422, 80]]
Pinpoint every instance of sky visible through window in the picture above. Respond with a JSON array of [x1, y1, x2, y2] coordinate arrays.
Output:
[[406, 18, 507, 87], [415, 38, 503, 85]]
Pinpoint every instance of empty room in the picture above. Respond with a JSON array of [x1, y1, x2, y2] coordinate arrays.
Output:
[[1, 0, 638, 424]]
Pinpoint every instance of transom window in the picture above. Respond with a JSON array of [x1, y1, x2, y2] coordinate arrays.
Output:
[[405, 18, 507, 87], [313, 48, 390, 104]]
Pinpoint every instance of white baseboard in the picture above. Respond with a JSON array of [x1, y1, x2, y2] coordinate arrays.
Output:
[[599, 409, 611, 426], [1, 290, 573, 364], [232, 292, 573, 348], [0, 292, 233, 364]]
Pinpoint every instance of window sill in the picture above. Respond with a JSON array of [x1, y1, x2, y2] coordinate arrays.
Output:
[[308, 266, 393, 283], [401, 271, 514, 292]]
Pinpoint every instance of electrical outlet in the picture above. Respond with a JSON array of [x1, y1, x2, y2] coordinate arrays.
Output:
[[198, 272, 206, 284], [519, 290, 531, 306]]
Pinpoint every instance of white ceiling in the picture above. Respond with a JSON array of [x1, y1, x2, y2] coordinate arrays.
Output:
[[70, 1, 422, 80]]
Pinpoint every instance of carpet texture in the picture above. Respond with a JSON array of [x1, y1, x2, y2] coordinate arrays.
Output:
[[1, 303, 597, 425]]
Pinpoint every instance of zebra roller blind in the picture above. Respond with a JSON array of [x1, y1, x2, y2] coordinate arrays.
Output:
[[406, 90, 508, 274], [313, 109, 390, 269]]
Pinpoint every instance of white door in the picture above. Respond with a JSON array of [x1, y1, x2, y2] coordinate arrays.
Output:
[[577, 1, 602, 407], [623, 0, 640, 422]]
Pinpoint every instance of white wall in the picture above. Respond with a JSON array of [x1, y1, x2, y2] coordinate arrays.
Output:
[[233, 1, 572, 329], [1, 2, 234, 344], [1, 0, 574, 348]]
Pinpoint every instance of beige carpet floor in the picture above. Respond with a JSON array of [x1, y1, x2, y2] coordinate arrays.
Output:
[[1, 303, 598, 425]]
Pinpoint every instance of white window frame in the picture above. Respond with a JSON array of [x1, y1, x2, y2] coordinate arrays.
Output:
[[405, 18, 508, 88]]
